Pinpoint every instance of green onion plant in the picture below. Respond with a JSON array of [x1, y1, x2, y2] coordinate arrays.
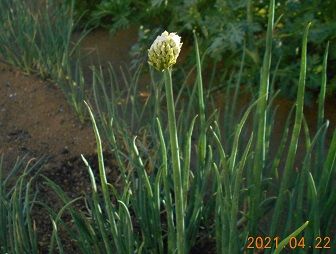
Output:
[[1, 0, 335, 253]]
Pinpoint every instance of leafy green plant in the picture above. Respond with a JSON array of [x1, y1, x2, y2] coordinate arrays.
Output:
[[72, 0, 336, 99]]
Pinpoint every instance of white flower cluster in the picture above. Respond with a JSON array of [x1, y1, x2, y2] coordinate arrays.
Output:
[[148, 31, 182, 71]]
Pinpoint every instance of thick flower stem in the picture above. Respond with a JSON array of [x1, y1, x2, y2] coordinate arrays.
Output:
[[163, 68, 185, 254]]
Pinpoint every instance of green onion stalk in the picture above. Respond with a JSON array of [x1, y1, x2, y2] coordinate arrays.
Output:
[[148, 31, 185, 254]]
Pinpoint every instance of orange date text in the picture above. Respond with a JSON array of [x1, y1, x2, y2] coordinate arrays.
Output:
[[246, 236, 332, 250]]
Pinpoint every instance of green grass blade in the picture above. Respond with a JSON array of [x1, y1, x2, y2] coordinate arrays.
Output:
[[269, 106, 295, 180], [155, 117, 175, 251], [84, 101, 120, 253], [81, 155, 113, 254], [316, 42, 329, 174], [270, 22, 311, 236], [250, 0, 275, 233], [182, 115, 198, 210], [132, 137, 153, 198], [229, 133, 253, 254], [317, 42, 329, 129], [49, 197, 82, 254], [272, 221, 309, 254], [318, 129, 336, 197], [193, 30, 206, 164]]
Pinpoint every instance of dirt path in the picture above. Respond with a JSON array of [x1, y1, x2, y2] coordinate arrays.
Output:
[[0, 62, 96, 170]]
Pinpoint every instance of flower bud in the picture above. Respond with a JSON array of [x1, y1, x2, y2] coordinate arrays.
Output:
[[148, 31, 182, 71]]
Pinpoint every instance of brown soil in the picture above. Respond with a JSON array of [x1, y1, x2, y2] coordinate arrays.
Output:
[[0, 61, 97, 252], [77, 27, 138, 69], [0, 62, 96, 170]]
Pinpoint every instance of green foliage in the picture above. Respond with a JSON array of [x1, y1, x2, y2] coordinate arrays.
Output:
[[71, 0, 336, 99], [271, 0, 336, 99]]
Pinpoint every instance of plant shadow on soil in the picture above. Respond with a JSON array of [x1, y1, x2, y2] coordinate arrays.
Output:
[[1, 27, 336, 253]]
